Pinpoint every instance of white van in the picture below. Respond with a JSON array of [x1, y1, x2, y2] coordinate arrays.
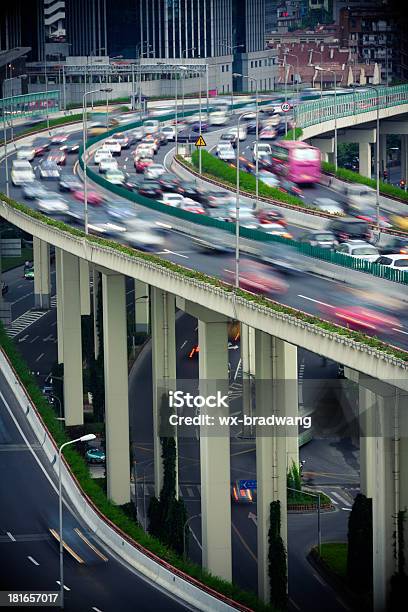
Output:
[[143, 119, 160, 135], [11, 160, 35, 186], [228, 125, 247, 142], [209, 111, 229, 126]]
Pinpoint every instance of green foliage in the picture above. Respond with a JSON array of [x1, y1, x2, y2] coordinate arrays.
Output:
[[282, 128, 303, 141], [268, 500, 288, 609], [190, 150, 308, 208], [317, 542, 347, 579], [2, 193, 408, 364], [0, 322, 273, 612], [322, 161, 408, 203], [337, 143, 358, 168], [287, 461, 302, 493], [347, 493, 373, 593]]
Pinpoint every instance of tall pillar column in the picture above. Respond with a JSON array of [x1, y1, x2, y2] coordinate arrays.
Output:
[[135, 279, 149, 334], [102, 272, 130, 505], [276, 339, 299, 469], [151, 287, 176, 498], [79, 259, 91, 315], [379, 134, 387, 175], [33, 237, 50, 309], [401, 135, 408, 183], [255, 332, 289, 603], [241, 324, 256, 432], [359, 142, 372, 178], [198, 313, 231, 581], [55, 248, 64, 364], [61, 251, 83, 426], [92, 268, 101, 360]]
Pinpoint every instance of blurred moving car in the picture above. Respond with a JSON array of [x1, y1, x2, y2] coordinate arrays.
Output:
[[260, 242, 307, 274], [50, 132, 68, 146], [335, 240, 380, 262], [24, 266, 34, 280], [231, 480, 257, 504], [23, 181, 48, 199], [161, 193, 185, 207], [299, 230, 338, 249], [379, 237, 408, 255], [328, 218, 371, 243], [73, 189, 103, 205], [252, 142, 272, 161], [390, 215, 408, 231], [105, 168, 126, 184], [191, 228, 234, 253], [224, 261, 288, 295], [103, 139, 122, 156], [160, 126, 176, 141], [123, 219, 164, 251], [278, 179, 304, 199], [258, 170, 279, 188], [259, 126, 277, 140], [135, 157, 154, 173], [319, 304, 400, 335], [60, 137, 80, 154], [59, 174, 82, 192], [143, 119, 160, 135], [35, 193, 69, 215], [256, 208, 287, 226], [375, 254, 408, 269], [39, 160, 60, 180], [32, 137, 51, 156], [226, 205, 259, 229], [86, 448, 106, 464], [158, 173, 180, 192], [144, 163, 166, 180], [138, 181, 162, 198], [94, 148, 113, 164], [99, 158, 119, 173], [111, 132, 130, 148], [179, 198, 205, 214], [17, 147, 36, 161], [347, 203, 391, 228], [220, 132, 238, 148], [312, 198, 344, 215], [47, 150, 67, 165], [11, 160, 35, 186], [216, 143, 235, 161], [204, 191, 235, 208]]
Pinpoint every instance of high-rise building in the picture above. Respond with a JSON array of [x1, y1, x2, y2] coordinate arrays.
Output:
[[0, 1, 44, 61]]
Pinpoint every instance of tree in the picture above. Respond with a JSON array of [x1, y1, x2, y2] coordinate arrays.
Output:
[[268, 500, 288, 610], [347, 493, 373, 593]]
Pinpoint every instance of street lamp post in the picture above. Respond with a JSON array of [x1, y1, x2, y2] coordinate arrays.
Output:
[[44, 54, 50, 133], [183, 514, 201, 558], [136, 43, 152, 122], [58, 434, 96, 608], [233, 73, 259, 208], [315, 66, 337, 171], [235, 111, 253, 288], [364, 84, 381, 233], [222, 43, 244, 112], [175, 66, 187, 156], [3, 110, 9, 197], [182, 47, 196, 120], [285, 52, 300, 139]]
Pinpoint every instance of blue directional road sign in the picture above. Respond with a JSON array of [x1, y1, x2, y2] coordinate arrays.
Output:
[[239, 479, 257, 490]]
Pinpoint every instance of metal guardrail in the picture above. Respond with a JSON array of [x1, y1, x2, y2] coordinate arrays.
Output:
[[297, 84, 408, 129]]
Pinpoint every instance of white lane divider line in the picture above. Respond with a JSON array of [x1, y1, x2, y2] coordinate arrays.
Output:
[[298, 294, 333, 309], [330, 491, 351, 507], [27, 556, 39, 566], [393, 327, 408, 335], [92, 608, 103, 612], [6, 532, 16, 542], [56, 581, 70, 591]]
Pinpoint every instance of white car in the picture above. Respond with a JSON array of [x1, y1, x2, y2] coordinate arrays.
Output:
[[134, 144, 155, 160], [313, 198, 344, 215], [335, 240, 380, 262], [105, 168, 126, 184], [131, 127, 144, 141], [143, 119, 160, 135], [16, 147, 36, 161], [161, 193, 185, 207], [99, 158, 119, 173], [103, 140, 122, 156], [216, 143, 235, 161], [375, 254, 408, 269], [144, 164, 166, 179], [258, 171, 279, 188], [36, 194, 69, 214], [11, 160, 35, 186], [228, 126, 247, 141], [209, 111, 229, 126], [39, 161, 60, 180], [160, 126, 176, 141], [94, 148, 113, 164], [253, 143, 272, 161]]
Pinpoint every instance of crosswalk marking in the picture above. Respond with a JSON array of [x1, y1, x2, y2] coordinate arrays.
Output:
[[6, 296, 57, 338], [330, 491, 351, 507], [136, 483, 202, 499]]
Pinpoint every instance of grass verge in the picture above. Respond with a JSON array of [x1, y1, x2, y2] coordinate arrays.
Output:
[[288, 491, 332, 508], [1, 246, 33, 272], [315, 543, 348, 580]]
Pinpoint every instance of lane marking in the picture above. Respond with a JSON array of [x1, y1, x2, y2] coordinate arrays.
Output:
[[29, 336, 39, 343], [49, 529, 85, 564], [160, 249, 189, 259], [297, 294, 333, 309], [341, 507, 352, 512], [92, 608, 103, 612], [312, 571, 328, 588], [393, 327, 408, 336], [231, 522, 257, 563], [6, 531, 16, 541], [56, 581, 70, 591], [74, 528, 108, 562], [35, 353, 44, 362], [27, 556, 39, 566], [289, 598, 301, 611], [179, 340, 188, 350]]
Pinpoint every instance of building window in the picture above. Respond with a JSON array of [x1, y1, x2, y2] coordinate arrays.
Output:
[[222, 65, 225, 72]]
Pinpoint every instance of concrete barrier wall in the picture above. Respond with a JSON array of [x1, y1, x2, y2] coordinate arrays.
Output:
[[0, 348, 243, 612]]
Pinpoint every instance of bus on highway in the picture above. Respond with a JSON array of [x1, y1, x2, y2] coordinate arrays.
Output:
[[270, 141, 321, 184]]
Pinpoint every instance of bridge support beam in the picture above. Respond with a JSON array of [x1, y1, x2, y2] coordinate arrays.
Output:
[[33, 237, 50, 310], [345, 368, 408, 611], [151, 287, 177, 498], [102, 271, 130, 505], [401, 135, 408, 184], [256, 333, 293, 603], [198, 311, 232, 582], [379, 134, 387, 175], [55, 248, 64, 364], [241, 323, 256, 431], [92, 268, 101, 360], [79, 259, 91, 315], [310, 137, 334, 163], [135, 279, 149, 334], [61, 251, 83, 426], [359, 142, 372, 178]]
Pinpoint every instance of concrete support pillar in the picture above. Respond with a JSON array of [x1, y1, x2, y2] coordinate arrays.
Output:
[[401, 135, 408, 182], [198, 314, 231, 582], [151, 287, 176, 498], [359, 142, 372, 178], [92, 268, 101, 360], [61, 251, 83, 426], [102, 272, 130, 505], [277, 339, 299, 469], [55, 248, 64, 364], [310, 137, 334, 164], [33, 237, 50, 309], [79, 259, 91, 315], [379, 134, 387, 175], [135, 279, 149, 334], [241, 323, 256, 428], [255, 332, 290, 603]]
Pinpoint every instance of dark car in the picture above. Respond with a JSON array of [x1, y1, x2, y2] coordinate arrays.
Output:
[[22, 181, 48, 200], [138, 181, 162, 198], [191, 122, 209, 132], [299, 230, 338, 249], [32, 137, 51, 156], [60, 138, 80, 154], [379, 237, 408, 255], [157, 132, 169, 146], [177, 181, 205, 201], [123, 176, 143, 191], [327, 217, 371, 243], [59, 174, 82, 192], [246, 122, 257, 134], [158, 173, 181, 192], [177, 129, 197, 143]]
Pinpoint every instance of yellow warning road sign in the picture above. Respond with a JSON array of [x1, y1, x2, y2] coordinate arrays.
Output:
[[195, 134, 207, 147]]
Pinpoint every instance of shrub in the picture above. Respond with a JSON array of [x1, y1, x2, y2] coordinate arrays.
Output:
[[268, 501, 287, 609], [347, 493, 373, 593]]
